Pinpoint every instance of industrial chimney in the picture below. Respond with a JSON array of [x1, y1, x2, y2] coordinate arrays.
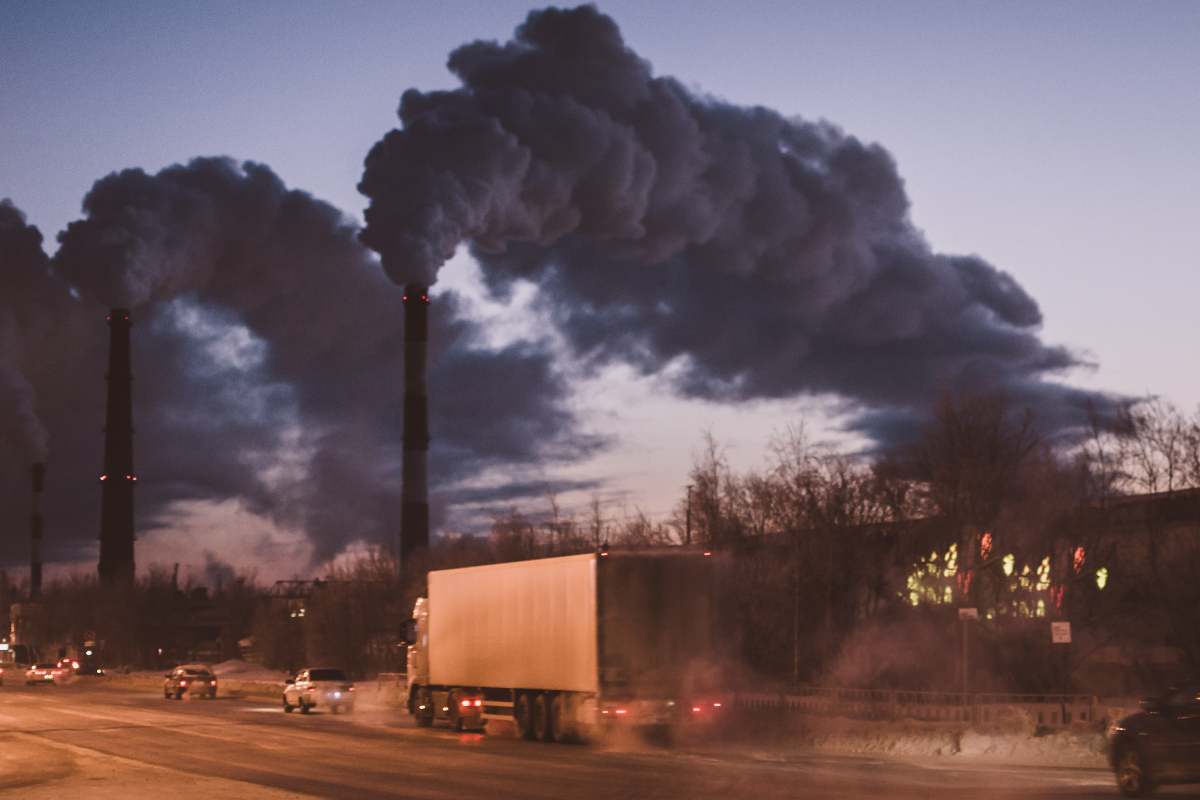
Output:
[[30, 463, 44, 600], [400, 284, 430, 564], [98, 308, 136, 586]]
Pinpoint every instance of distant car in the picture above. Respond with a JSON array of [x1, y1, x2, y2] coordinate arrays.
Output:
[[163, 664, 218, 699], [282, 668, 355, 714], [25, 663, 59, 685], [1108, 685, 1200, 796], [56, 657, 81, 676]]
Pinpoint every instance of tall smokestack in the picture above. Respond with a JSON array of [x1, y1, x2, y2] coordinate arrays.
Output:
[[30, 462, 44, 600], [98, 308, 136, 586], [400, 284, 430, 563]]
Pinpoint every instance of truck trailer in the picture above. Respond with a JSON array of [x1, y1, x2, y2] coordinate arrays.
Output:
[[405, 549, 723, 741]]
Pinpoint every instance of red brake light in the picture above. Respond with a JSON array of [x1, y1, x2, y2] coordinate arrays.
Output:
[[348, 686, 354, 692], [692, 706, 702, 713], [179, 680, 187, 686], [473, 699, 482, 707], [461, 699, 472, 708], [712, 702, 722, 708], [614, 708, 627, 716]]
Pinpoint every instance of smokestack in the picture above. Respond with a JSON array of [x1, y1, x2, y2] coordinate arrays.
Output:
[[30, 462, 44, 600], [98, 308, 136, 586], [400, 284, 430, 563]]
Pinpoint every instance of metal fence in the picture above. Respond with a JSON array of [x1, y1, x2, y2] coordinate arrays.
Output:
[[735, 687, 1100, 727]]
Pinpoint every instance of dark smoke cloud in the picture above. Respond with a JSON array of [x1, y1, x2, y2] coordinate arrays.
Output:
[[1, 159, 595, 568], [359, 4, 1119, 441], [0, 200, 54, 460]]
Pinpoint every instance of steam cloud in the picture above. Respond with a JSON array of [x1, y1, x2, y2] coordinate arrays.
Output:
[[360, 5, 1116, 440], [1, 159, 595, 567]]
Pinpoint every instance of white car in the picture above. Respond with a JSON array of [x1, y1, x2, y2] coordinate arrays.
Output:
[[282, 668, 355, 714]]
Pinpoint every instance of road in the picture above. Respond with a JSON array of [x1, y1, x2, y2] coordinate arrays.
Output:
[[0, 681, 1191, 799]]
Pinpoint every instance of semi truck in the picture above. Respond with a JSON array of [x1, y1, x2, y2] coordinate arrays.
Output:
[[404, 549, 724, 741]]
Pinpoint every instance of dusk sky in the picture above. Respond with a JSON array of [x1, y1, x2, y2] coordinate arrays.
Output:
[[2, 1, 1197, 583]]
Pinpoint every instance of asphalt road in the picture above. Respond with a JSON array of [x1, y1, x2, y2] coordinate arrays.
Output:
[[0, 681, 1194, 799]]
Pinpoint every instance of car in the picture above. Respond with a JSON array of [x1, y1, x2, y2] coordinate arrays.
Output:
[[56, 657, 81, 676], [25, 663, 59, 685], [282, 668, 355, 714], [163, 664, 218, 699], [1108, 685, 1200, 796]]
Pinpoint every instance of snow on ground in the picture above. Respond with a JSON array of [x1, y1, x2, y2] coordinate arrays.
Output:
[[1, 731, 304, 798], [209, 658, 290, 682], [774, 715, 1108, 767]]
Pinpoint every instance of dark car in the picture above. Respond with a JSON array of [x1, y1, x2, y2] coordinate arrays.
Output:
[[1108, 685, 1200, 796], [163, 664, 218, 699]]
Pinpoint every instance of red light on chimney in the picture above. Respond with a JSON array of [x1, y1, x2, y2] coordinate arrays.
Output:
[[420, 294, 429, 303], [401, 294, 408, 303], [99, 474, 108, 482], [124, 474, 137, 482]]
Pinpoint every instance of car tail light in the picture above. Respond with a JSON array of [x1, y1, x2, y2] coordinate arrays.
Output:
[[473, 699, 482, 707], [712, 702, 722, 708], [210, 680, 216, 686], [692, 706, 702, 713], [347, 686, 354, 692], [461, 699, 472, 708], [308, 687, 316, 693], [180, 680, 188, 686], [614, 708, 628, 716]]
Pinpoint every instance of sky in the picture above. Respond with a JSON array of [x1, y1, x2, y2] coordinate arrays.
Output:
[[1, 1, 1197, 584]]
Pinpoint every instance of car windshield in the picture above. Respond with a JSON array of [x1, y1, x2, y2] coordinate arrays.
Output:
[[184, 669, 212, 676], [308, 669, 347, 682]]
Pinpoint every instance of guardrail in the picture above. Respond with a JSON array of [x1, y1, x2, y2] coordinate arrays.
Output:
[[736, 687, 1100, 728]]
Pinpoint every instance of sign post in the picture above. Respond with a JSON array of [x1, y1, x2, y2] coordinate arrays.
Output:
[[958, 608, 979, 696]]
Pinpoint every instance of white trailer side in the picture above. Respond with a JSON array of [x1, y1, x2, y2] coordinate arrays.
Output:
[[427, 553, 599, 694]]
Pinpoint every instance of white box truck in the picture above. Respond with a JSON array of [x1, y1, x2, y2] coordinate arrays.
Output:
[[405, 549, 724, 741]]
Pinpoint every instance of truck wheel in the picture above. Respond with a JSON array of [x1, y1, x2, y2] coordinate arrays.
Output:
[[515, 692, 537, 740], [1115, 745, 1153, 797], [413, 687, 434, 727], [448, 690, 464, 731], [550, 693, 570, 743], [533, 693, 555, 742], [300, 699, 311, 714], [283, 694, 294, 713]]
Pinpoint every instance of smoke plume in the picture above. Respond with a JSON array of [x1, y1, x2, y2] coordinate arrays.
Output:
[[1, 159, 593, 568], [0, 200, 53, 460], [360, 5, 1116, 442]]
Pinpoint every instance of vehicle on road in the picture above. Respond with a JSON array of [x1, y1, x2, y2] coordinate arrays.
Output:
[[1108, 685, 1200, 796], [404, 549, 724, 741], [25, 663, 60, 684], [282, 668, 355, 714], [164, 664, 218, 699]]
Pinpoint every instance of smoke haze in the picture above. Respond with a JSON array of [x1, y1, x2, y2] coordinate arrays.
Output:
[[1, 159, 595, 568], [360, 5, 1117, 443]]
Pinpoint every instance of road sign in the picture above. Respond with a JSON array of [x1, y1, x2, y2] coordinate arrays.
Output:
[[1051, 621, 1072, 644], [958, 607, 979, 620]]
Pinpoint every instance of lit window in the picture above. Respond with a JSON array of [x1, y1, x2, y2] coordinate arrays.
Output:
[[1096, 567, 1109, 590], [1002, 554, 1015, 577]]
